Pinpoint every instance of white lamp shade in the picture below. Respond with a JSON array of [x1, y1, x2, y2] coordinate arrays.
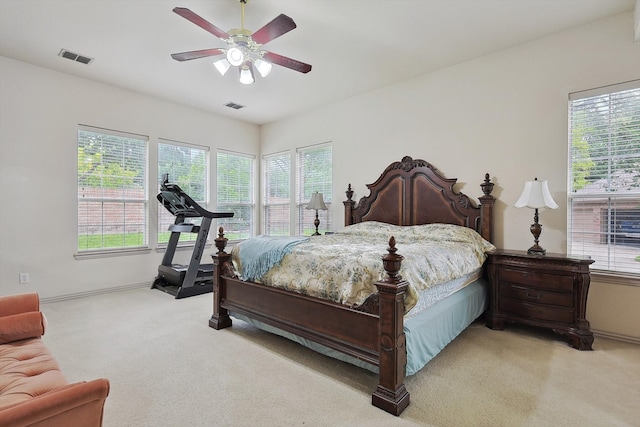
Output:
[[254, 58, 272, 77], [515, 179, 559, 209], [306, 192, 328, 210], [213, 58, 231, 76], [239, 65, 254, 85], [226, 47, 244, 66]]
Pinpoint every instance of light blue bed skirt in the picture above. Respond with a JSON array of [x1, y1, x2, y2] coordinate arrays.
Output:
[[231, 277, 488, 377]]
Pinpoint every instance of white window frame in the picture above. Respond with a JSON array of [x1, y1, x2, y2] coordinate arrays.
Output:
[[216, 150, 256, 241], [77, 125, 148, 256], [157, 139, 209, 246], [568, 80, 640, 277]]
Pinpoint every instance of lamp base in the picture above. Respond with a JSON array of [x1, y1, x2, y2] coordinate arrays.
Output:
[[527, 244, 546, 255], [527, 209, 546, 255], [312, 213, 320, 236]]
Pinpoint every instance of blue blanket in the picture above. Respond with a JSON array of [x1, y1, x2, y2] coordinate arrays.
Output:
[[236, 235, 309, 281]]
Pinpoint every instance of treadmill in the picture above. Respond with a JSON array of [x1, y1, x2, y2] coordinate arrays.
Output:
[[152, 175, 234, 299]]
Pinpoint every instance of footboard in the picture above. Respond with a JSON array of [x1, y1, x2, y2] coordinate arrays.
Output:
[[210, 228, 410, 416]]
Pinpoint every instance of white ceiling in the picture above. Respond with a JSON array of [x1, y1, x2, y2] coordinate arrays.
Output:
[[0, 0, 636, 125]]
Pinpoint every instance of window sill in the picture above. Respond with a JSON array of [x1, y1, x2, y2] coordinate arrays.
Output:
[[590, 270, 640, 287], [75, 247, 152, 260]]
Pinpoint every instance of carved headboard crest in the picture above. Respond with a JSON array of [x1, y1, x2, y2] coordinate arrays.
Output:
[[385, 156, 431, 173]]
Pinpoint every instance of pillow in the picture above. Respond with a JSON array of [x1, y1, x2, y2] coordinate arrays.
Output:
[[0, 311, 46, 344], [339, 221, 405, 238], [341, 221, 495, 252]]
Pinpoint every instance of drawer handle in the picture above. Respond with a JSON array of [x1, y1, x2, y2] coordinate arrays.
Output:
[[526, 291, 541, 300]]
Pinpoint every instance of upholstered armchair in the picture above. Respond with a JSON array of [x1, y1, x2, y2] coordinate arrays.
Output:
[[0, 293, 110, 427]]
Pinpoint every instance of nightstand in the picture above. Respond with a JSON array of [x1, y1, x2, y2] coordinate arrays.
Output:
[[486, 249, 595, 350]]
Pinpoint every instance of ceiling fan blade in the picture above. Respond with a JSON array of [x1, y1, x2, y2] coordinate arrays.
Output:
[[251, 14, 297, 45], [263, 51, 312, 74], [173, 7, 229, 41], [171, 48, 225, 62]]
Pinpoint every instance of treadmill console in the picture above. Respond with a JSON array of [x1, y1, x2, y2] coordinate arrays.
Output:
[[157, 175, 233, 219]]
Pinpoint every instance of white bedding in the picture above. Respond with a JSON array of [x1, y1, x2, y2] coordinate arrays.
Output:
[[232, 221, 495, 313]]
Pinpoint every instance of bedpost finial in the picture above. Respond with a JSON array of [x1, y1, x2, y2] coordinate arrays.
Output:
[[481, 173, 494, 196], [346, 183, 354, 201], [388, 236, 397, 253], [215, 227, 228, 253], [381, 236, 404, 280]]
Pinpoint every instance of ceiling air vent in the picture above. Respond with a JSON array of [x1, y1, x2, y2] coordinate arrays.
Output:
[[224, 102, 245, 110], [58, 49, 94, 65]]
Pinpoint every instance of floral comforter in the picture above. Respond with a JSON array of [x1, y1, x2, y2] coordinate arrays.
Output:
[[231, 221, 495, 313]]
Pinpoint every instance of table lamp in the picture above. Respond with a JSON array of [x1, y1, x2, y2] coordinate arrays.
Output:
[[306, 192, 328, 236], [515, 178, 558, 255]]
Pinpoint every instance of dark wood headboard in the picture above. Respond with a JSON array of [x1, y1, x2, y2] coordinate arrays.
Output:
[[343, 156, 496, 242]]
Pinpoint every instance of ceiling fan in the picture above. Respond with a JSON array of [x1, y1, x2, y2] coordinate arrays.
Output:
[[170, 0, 312, 85]]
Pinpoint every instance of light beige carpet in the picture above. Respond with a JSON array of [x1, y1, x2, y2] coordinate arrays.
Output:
[[41, 287, 640, 427]]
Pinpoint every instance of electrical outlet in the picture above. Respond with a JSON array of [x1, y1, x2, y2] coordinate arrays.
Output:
[[19, 273, 30, 284]]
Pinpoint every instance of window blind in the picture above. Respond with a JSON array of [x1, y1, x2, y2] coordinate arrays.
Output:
[[77, 126, 148, 252], [296, 144, 332, 235], [157, 140, 208, 244], [568, 81, 640, 275], [263, 152, 291, 236], [217, 150, 255, 240]]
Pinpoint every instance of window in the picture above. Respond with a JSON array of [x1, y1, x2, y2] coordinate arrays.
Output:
[[263, 152, 291, 235], [296, 144, 332, 235], [77, 126, 147, 252], [568, 80, 640, 275], [217, 150, 255, 240], [157, 140, 208, 245]]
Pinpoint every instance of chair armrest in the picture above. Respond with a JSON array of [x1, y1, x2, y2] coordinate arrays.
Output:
[[0, 378, 110, 427], [0, 293, 39, 317], [0, 311, 46, 344]]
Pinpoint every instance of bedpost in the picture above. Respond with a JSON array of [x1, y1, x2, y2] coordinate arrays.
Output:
[[209, 227, 232, 330], [344, 183, 355, 226], [479, 173, 496, 243], [372, 236, 410, 416]]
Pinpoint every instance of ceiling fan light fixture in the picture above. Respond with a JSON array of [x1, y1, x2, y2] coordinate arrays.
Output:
[[213, 58, 231, 76], [239, 64, 255, 85], [170, 4, 311, 85], [254, 58, 272, 77], [226, 47, 244, 66]]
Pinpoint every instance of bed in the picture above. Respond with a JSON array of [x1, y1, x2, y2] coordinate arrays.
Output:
[[209, 156, 496, 416]]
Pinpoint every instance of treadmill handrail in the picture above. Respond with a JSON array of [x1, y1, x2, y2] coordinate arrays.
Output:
[[158, 182, 234, 219]]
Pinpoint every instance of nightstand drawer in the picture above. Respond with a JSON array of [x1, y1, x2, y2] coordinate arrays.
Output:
[[499, 298, 574, 324], [498, 268, 574, 291], [498, 283, 574, 307]]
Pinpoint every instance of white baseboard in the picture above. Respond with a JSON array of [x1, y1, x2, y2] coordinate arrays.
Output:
[[40, 282, 151, 304], [592, 328, 640, 345]]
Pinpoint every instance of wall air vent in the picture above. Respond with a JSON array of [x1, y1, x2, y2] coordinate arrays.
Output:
[[58, 49, 94, 65], [224, 102, 245, 110]]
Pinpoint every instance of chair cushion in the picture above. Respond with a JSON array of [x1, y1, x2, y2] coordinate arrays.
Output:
[[0, 338, 67, 408]]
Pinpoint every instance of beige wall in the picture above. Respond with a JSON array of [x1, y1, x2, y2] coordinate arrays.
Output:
[[0, 56, 260, 299], [260, 12, 640, 342], [589, 279, 639, 340]]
